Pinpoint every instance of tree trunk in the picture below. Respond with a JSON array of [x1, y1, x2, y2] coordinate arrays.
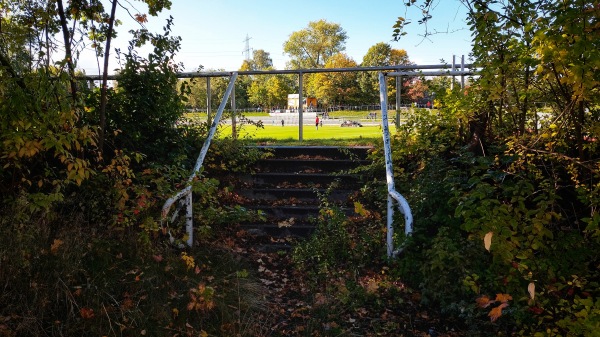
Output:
[[467, 103, 490, 156], [576, 100, 585, 159], [0, 51, 28, 92], [98, 0, 118, 157], [520, 58, 531, 135], [55, 0, 78, 103]]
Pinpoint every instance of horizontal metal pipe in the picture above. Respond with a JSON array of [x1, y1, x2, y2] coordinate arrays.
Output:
[[79, 64, 476, 80], [385, 70, 477, 77]]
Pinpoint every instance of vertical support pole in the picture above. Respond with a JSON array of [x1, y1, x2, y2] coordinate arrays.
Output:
[[461, 55, 465, 89], [395, 74, 401, 127], [387, 195, 394, 257], [298, 71, 303, 141], [231, 81, 237, 139], [379, 72, 396, 257], [379, 72, 413, 258], [206, 77, 212, 124], [88, 80, 94, 89], [185, 192, 193, 247], [451, 55, 456, 90]]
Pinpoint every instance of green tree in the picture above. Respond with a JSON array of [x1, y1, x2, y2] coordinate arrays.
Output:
[[240, 49, 273, 71], [283, 19, 347, 69], [210, 73, 234, 110], [426, 76, 453, 107], [0, 0, 174, 198], [359, 42, 412, 104], [312, 53, 359, 106], [183, 77, 208, 111], [248, 74, 292, 110], [395, 0, 600, 156], [0, 1, 97, 198], [237, 49, 275, 109], [106, 18, 187, 163], [531, 1, 600, 157], [247, 80, 269, 109], [241, 49, 292, 109]]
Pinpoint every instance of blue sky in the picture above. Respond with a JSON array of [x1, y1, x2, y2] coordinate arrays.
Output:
[[77, 0, 473, 75]]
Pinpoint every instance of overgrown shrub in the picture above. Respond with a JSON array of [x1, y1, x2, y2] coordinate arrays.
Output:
[[0, 201, 266, 336], [383, 104, 600, 335]]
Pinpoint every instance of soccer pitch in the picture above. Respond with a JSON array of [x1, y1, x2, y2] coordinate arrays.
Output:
[[218, 124, 394, 141]]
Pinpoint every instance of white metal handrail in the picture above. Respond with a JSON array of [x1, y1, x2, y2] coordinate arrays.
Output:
[[378, 72, 414, 257], [161, 72, 238, 247]]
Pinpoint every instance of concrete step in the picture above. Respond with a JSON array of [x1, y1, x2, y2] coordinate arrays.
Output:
[[242, 223, 316, 239], [238, 188, 356, 203], [233, 146, 371, 242], [254, 145, 372, 160], [254, 158, 369, 173], [245, 172, 360, 188], [247, 205, 318, 220]]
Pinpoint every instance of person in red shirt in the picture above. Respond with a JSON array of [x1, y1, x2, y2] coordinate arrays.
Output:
[[315, 116, 320, 130]]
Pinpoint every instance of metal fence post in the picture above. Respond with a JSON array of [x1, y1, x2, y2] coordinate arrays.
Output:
[[461, 55, 465, 89], [206, 77, 212, 124], [451, 55, 456, 90], [231, 83, 237, 139], [298, 71, 303, 141], [395, 73, 401, 127]]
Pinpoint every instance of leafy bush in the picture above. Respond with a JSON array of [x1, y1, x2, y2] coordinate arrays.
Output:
[[0, 68, 97, 208], [451, 138, 600, 335], [363, 97, 600, 335], [293, 194, 352, 279], [103, 18, 189, 164]]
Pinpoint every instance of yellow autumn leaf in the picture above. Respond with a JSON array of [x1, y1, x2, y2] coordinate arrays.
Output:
[[354, 201, 369, 216], [484, 231, 493, 251]]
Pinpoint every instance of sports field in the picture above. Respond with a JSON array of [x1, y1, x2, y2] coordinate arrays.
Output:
[[218, 124, 394, 143]]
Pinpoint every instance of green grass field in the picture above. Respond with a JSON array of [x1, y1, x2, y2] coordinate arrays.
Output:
[[217, 124, 394, 145]]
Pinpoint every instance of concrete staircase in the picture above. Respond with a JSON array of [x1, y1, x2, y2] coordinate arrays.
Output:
[[236, 146, 372, 244]]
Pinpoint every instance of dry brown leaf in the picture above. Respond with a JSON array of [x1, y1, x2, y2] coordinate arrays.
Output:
[[489, 302, 509, 322], [152, 254, 163, 262], [314, 293, 327, 306], [365, 279, 379, 294], [278, 217, 295, 228], [80, 307, 95, 319], [528, 282, 535, 300], [476, 295, 494, 308], [495, 293, 513, 303], [50, 239, 64, 254], [484, 231, 493, 251]]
